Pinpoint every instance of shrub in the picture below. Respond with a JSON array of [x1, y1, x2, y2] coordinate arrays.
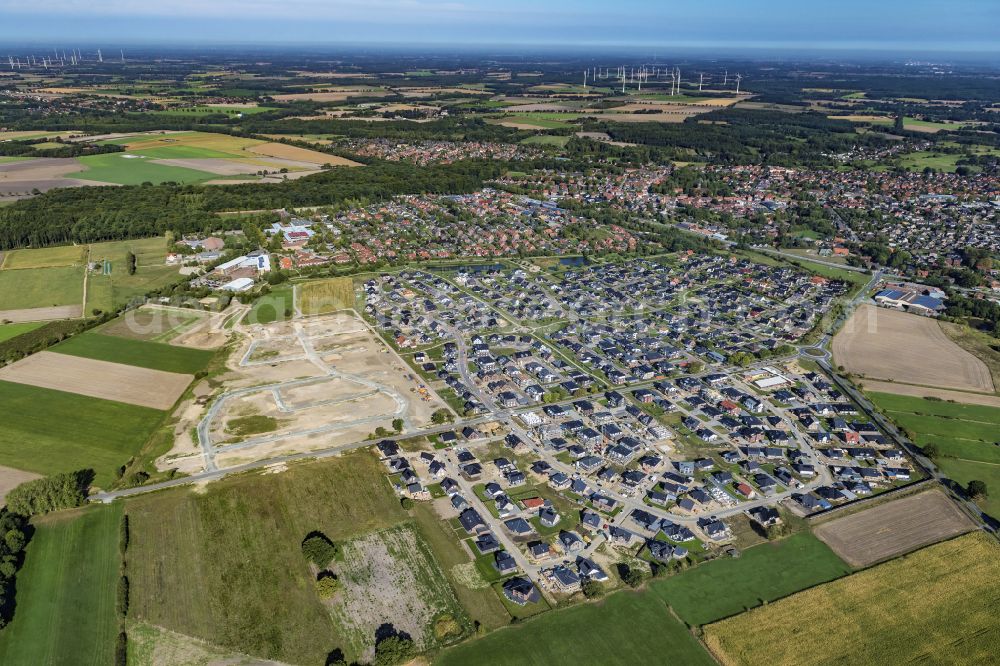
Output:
[[301, 531, 339, 567], [316, 571, 340, 599]]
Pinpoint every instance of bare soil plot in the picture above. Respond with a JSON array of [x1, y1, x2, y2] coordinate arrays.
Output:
[[833, 304, 995, 393], [329, 524, 464, 660], [813, 490, 975, 567], [0, 305, 82, 322], [0, 465, 42, 503], [0, 158, 109, 195], [249, 143, 361, 166], [0, 351, 192, 410], [860, 380, 1000, 408]]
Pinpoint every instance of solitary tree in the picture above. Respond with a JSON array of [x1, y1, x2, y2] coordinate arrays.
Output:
[[966, 480, 988, 502]]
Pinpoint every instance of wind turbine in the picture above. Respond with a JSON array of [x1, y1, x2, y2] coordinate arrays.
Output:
[[723, 69, 728, 86], [699, 73, 704, 92], [97, 49, 103, 63], [734, 73, 742, 94]]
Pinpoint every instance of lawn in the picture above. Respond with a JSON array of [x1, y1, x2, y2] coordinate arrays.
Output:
[[125, 451, 409, 665], [85, 236, 181, 313], [1, 244, 86, 269], [0, 380, 164, 487], [703, 532, 1000, 665], [69, 153, 216, 185], [0, 505, 122, 666], [299, 277, 356, 315], [246, 286, 294, 324], [0, 321, 44, 343], [0, 264, 83, 310], [53, 330, 214, 374], [436, 586, 714, 666], [650, 531, 852, 626]]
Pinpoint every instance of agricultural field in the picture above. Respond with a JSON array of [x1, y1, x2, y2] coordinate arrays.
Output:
[[703, 532, 1000, 666], [0, 350, 193, 409], [813, 490, 974, 567], [299, 277, 356, 315], [0, 235, 179, 317], [650, 531, 852, 626], [54, 328, 213, 373], [867, 392, 1000, 502], [0, 379, 164, 487], [834, 304, 995, 394], [436, 586, 715, 666], [0, 264, 84, 310], [70, 152, 218, 185], [125, 451, 413, 664], [0, 505, 123, 666], [0, 244, 85, 269]]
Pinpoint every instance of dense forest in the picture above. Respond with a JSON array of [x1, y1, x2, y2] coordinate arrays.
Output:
[[597, 109, 884, 166], [0, 160, 503, 249]]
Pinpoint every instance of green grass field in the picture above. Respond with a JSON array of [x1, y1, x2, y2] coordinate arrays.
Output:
[[53, 330, 214, 374], [69, 153, 216, 185], [520, 134, 571, 147], [0, 380, 164, 487], [650, 532, 852, 626], [0, 322, 44, 343], [85, 237, 181, 313], [436, 586, 714, 666], [246, 286, 293, 324], [1, 244, 86, 269], [0, 505, 122, 666], [0, 264, 83, 310], [497, 112, 579, 129], [125, 451, 410, 664], [868, 392, 1000, 519], [703, 532, 1000, 665]]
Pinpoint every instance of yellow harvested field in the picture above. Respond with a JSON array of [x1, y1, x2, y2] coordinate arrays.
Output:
[[117, 132, 263, 155], [299, 278, 356, 315], [833, 304, 995, 393], [249, 143, 361, 166], [704, 532, 1000, 666], [813, 490, 975, 567], [0, 351, 192, 410]]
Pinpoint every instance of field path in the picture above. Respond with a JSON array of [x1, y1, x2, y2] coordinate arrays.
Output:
[[81, 245, 90, 315]]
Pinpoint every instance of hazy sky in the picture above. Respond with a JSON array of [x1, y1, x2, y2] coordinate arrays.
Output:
[[1, 0, 997, 53]]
